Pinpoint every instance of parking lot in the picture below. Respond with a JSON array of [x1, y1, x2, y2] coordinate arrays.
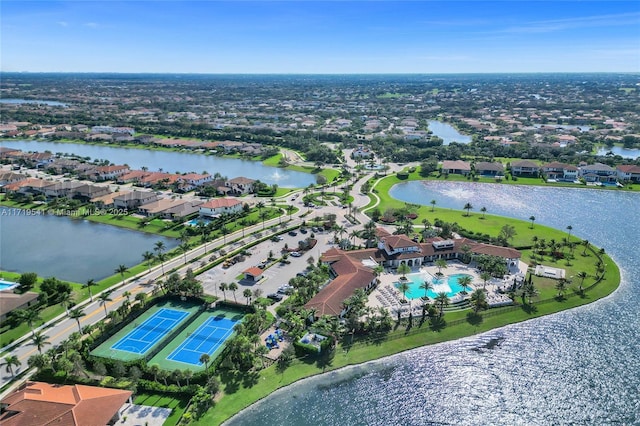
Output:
[[199, 226, 335, 301]]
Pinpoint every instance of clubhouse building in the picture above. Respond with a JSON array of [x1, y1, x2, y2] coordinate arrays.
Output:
[[305, 228, 521, 317]]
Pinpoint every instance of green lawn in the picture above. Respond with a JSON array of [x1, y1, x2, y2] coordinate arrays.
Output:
[[195, 249, 619, 425]]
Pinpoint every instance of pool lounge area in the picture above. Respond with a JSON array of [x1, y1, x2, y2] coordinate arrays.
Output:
[[0, 280, 19, 291]]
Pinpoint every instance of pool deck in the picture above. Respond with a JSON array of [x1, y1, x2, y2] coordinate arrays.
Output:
[[366, 260, 525, 317]]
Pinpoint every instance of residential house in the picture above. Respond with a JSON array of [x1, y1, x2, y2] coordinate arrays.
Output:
[[42, 181, 85, 199], [441, 160, 471, 176], [351, 144, 375, 159], [0, 147, 21, 159], [579, 163, 617, 183], [177, 173, 213, 192], [91, 191, 130, 209], [616, 165, 640, 183], [73, 184, 111, 202], [0, 172, 28, 188], [0, 292, 39, 322], [117, 170, 151, 184], [510, 160, 540, 177], [0, 381, 132, 426], [542, 162, 577, 181], [91, 165, 130, 181], [138, 198, 203, 219], [199, 198, 243, 218], [113, 190, 158, 210], [226, 177, 256, 195], [138, 172, 181, 188], [2, 178, 53, 196], [474, 161, 505, 176]]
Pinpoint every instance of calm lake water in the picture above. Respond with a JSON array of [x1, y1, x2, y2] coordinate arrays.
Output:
[[596, 145, 640, 159], [0, 98, 68, 107], [427, 120, 472, 145], [228, 182, 640, 425], [0, 140, 316, 188], [0, 206, 176, 283]]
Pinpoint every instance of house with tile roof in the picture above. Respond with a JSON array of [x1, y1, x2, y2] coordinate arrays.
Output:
[[579, 162, 617, 182], [199, 197, 243, 218], [475, 161, 505, 176], [510, 160, 540, 177], [441, 160, 471, 176], [0, 381, 132, 426], [616, 164, 640, 183]]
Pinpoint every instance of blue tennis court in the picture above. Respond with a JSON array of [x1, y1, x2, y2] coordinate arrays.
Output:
[[111, 308, 189, 354], [166, 316, 237, 365]]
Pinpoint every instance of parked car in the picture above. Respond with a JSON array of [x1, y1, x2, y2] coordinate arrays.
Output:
[[288, 230, 297, 236], [267, 293, 283, 301], [300, 228, 308, 234], [271, 235, 283, 242], [290, 251, 302, 257]]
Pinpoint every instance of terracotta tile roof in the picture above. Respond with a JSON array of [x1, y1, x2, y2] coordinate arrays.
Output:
[[243, 267, 263, 277], [0, 382, 131, 426], [201, 197, 242, 209], [617, 164, 640, 173]]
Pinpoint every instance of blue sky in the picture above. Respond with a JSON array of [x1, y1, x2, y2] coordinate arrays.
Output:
[[2, 1, 639, 73]]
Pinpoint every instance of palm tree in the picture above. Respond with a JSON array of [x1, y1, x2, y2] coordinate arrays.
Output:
[[457, 275, 473, 294], [581, 240, 590, 256], [59, 291, 74, 315], [2, 355, 21, 378], [555, 278, 568, 298], [199, 353, 211, 378], [68, 307, 85, 333], [154, 241, 166, 274], [397, 263, 411, 280], [397, 281, 410, 303], [430, 199, 436, 212], [148, 364, 160, 382], [98, 290, 113, 316], [434, 292, 450, 318], [228, 282, 238, 303], [566, 225, 573, 240], [156, 252, 167, 275], [219, 282, 228, 301], [28, 353, 50, 374], [84, 279, 96, 302], [183, 369, 193, 386], [17, 308, 41, 336], [243, 289, 253, 305], [30, 330, 51, 354], [469, 289, 487, 313], [179, 242, 190, 264], [142, 251, 155, 272], [115, 264, 128, 285], [575, 271, 588, 292], [435, 259, 448, 276], [480, 271, 492, 290], [529, 215, 536, 229], [419, 280, 434, 300], [463, 202, 473, 216]]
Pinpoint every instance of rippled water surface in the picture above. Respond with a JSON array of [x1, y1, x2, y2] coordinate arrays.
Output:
[[228, 182, 640, 426]]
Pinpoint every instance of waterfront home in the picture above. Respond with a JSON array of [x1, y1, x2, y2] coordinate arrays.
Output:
[[0, 291, 39, 322], [46, 158, 82, 174], [116, 169, 151, 184], [2, 178, 53, 196], [441, 160, 471, 176], [91, 191, 130, 209], [475, 161, 505, 176], [42, 181, 85, 199], [616, 165, 640, 183], [226, 177, 256, 195], [73, 184, 111, 202], [176, 173, 213, 192], [0, 382, 132, 426], [542, 161, 578, 181], [138, 172, 181, 188], [199, 197, 243, 218], [91, 165, 131, 181], [113, 190, 158, 210], [138, 198, 203, 219], [91, 125, 135, 135], [578, 163, 617, 182], [0, 147, 21, 158], [510, 160, 540, 177]]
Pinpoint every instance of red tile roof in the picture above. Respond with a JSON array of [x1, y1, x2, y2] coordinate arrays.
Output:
[[0, 382, 131, 426], [201, 198, 242, 209]]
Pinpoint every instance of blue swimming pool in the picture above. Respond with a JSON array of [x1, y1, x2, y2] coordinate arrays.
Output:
[[0, 280, 18, 291], [395, 272, 473, 300]]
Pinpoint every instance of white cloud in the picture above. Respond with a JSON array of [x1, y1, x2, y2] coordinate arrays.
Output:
[[502, 12, 640, 34], [83, 22, 99, 29], [56, 21, 68, 27]]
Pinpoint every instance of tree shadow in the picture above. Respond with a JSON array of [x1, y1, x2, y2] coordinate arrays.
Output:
[[429, 317, 446, 331], [241, 370, 260, 388], [466, 312, 483, 326], [219, 370, 240, 394], [521, 304, 538, 314], [316, 350, 335, 372]]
